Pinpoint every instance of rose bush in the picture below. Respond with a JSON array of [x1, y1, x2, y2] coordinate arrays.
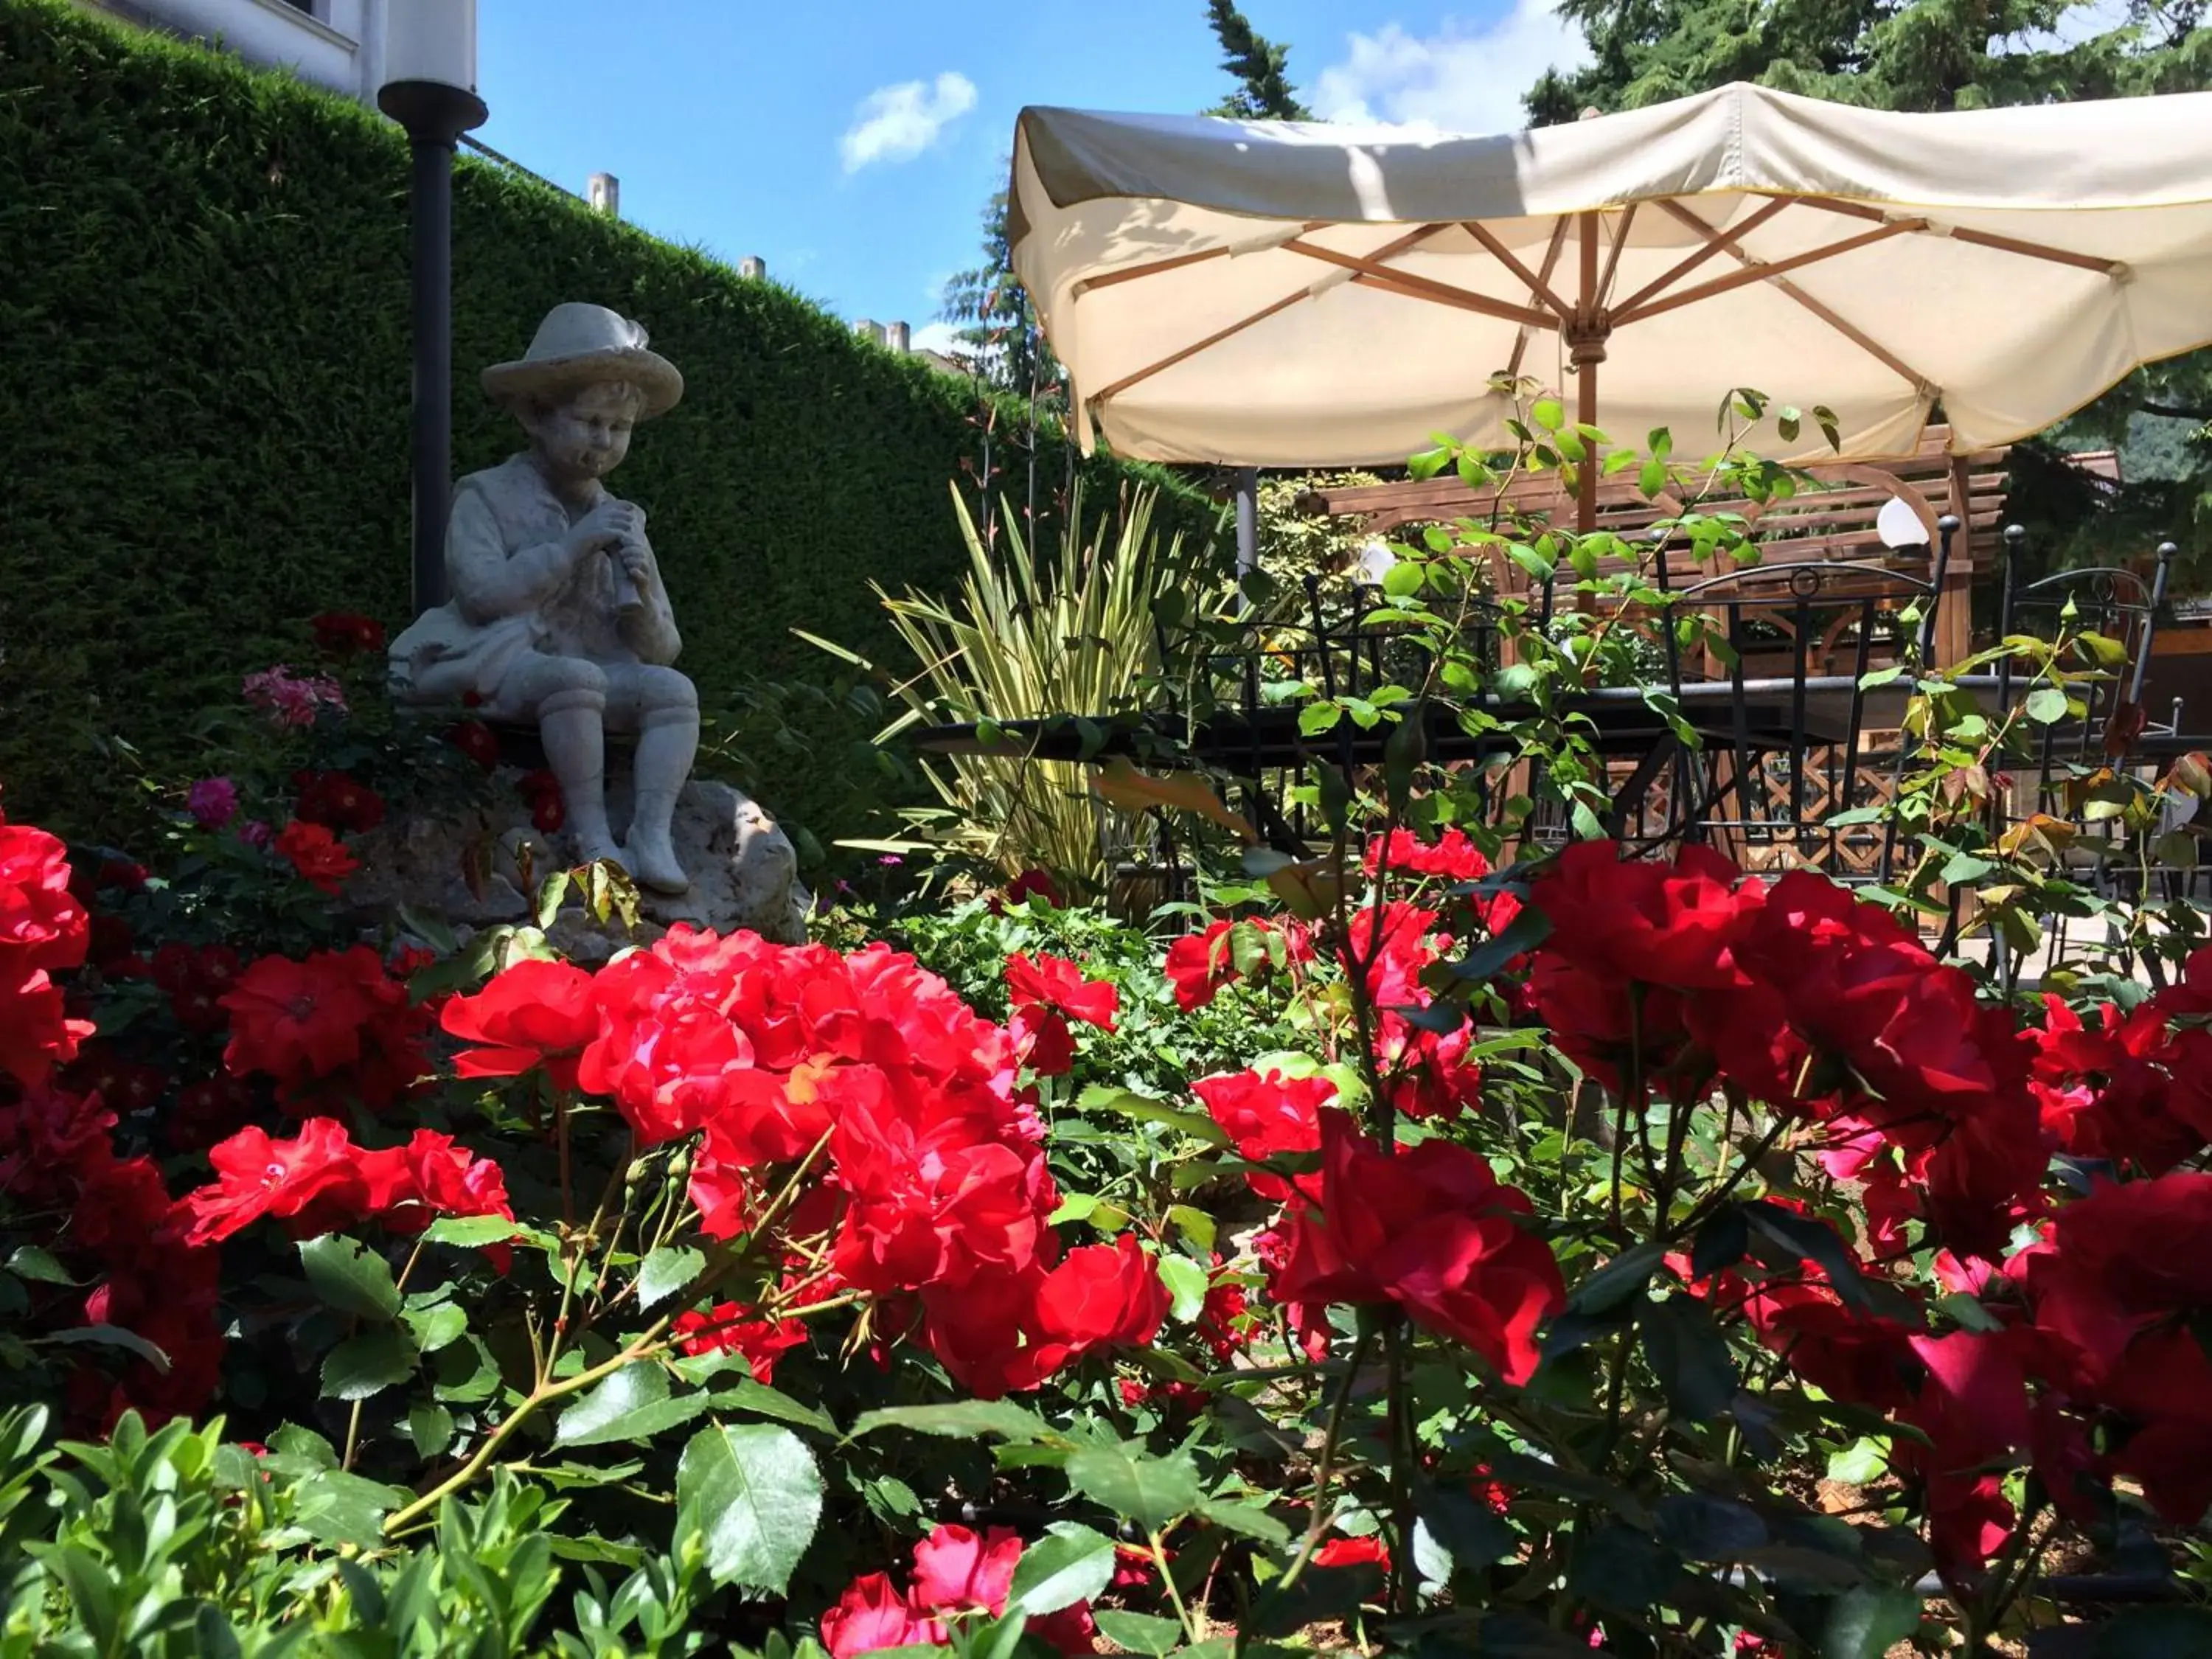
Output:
[[8, 554, 2212, 1655]]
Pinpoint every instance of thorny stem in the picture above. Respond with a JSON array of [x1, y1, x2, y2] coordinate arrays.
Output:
[[409, 1130, 840, 1525], [1384, 1319, 1419, 1617], [344, 1232, 431, 1473], [1263, 1330, 1378, 1618], [1152, 1530, 1200, 1648]]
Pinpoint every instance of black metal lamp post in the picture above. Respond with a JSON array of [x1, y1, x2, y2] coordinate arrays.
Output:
[[379, 0, 487, 616]]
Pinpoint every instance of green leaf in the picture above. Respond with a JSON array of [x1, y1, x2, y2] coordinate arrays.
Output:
[[848, 1402, 1053, 1444], [1075, 1086, 1231, 1150], [1826, 1436, 1888, 1486], [1654, 1492, 1768, 1559], [2090, 1607, 2212, 1657], [321, 1329, 418, 1402], [299, 1234, 401, 1322], [1742, 1202, 1881, 1317], [1382, 560, 1423, 599], [674, 1423, 825, 1593], [1197, 1496, 1292, 1547], [635, 1245, 705, 1312], [708, 1376, 838, 1436], [1155, 1254, 1209, 1324], [1821, 1585, 1923, 1659], [1417, 1486, 1514, 1571], [1063, 1444, 1203, 1532], [1570, 1239, 1668, 1316], [7, 1246, 75, 1285], [39, 1326, 170, 1372], [1531, 397, 1565, 432], [421, 1214, 523, 1248], [1939, 849, 1997, 886], [400, 1301, 468, 1354], [1444, 907, 1551, 986], [1639, 1295, 1739, 1421], [2026, 686, 2070, 725], [557, 1362, 706, 1447], [1297, 700, 1342, 737], [1566, 1523, 1677, 1610], [1007, 1522, 1116, 1617], [1095, 1612, 1183, 1656], [405, 1404, 455, 1460], [291, 1470, 408, 1551]]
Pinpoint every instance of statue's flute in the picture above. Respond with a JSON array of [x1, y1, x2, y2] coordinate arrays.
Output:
[[607, 540, 644, 615]]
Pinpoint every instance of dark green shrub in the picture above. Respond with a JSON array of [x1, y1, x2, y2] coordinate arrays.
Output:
[[0, 0, 1218, 849]]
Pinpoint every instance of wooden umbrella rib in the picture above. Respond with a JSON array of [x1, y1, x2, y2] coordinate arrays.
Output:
[[1073, 219, 1337, 295], [1507, 220, 1573, 380], [1460, 219, 1574, 317], [1613, 220, 1922, 324], [1610, 197, 1793, 316], [1286, 239, 1559, 327], [1785, 195, 2123, 274], [1598, 201, 1638, 305], [1655, 198, 1935, 392], [1086, 222, 1453, 407], [1088, 291, 1310, 405]]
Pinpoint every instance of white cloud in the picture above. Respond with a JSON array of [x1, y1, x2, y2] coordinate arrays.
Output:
[[839, 72, 978, 173], [1311, 3, 1591, 136]]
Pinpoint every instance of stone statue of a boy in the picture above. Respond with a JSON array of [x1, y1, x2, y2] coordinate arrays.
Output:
[[389, 303, 698, 894]]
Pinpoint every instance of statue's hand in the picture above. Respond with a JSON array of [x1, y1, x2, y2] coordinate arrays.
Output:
[[565, 499, 643, 565], [617, 542, 656, 591]]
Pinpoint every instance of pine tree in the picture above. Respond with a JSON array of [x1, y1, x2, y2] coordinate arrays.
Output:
[[1203, 0, 1312, 119], [937, 178, 1062, 404]]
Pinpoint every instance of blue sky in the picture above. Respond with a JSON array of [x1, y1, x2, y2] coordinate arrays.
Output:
[[476, 0, 1587, 349]]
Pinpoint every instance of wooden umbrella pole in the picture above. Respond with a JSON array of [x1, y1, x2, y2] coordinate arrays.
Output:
[[1575, 210, 1603, 533]]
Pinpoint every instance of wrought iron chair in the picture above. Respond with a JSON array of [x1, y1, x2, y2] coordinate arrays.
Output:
[[1621, 519, 1958, 877]]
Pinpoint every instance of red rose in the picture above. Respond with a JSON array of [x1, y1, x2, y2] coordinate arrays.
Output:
[[1313, 1535, 1391, 1570], [310, 611, 386, 657], [181, 1118, 370, 1244], [1532, 840, 1759, 991], [1164, 916, 1305, 1011], [821, 1573, 942, 1659], [221, 947, 423, 1113], [1032, 1233, 1169, 1354], [442, 957, 599, 1094], [671, 1300, 810, 1384], [274, 820, 359, 894], [292, 770, 386, 835], [1004, 953, 1118, 1031], [1365, 824, 1492, 884], [1191, 1068, 1335, 1201], [448, 719, 501, 771], [997, 867, 1064, 911], [1270, 1114, 1565, 1383], [577, 945, 763, 1147], [0, 815, 89, 987], [910, 1523, 1022, 1615]]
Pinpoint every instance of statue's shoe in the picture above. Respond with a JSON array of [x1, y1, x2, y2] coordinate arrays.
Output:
[[622, 828, 691, 895], [574, 833, 627, 872]]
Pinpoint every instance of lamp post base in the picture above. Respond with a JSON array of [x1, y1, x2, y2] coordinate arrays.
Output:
[[380, 80, 488, 616]]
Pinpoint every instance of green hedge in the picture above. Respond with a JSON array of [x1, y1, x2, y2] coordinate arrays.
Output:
[[0, 0, 1220, 846]]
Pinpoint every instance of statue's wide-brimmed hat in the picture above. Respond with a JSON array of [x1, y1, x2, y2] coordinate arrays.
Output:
[[481, 302, 684, 419]]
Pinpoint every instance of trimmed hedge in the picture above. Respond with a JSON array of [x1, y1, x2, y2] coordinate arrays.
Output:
[[0, 0, 1219, 845]]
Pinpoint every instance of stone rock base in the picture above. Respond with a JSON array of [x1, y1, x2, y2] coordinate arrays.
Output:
[[346, 766, 811, 960]]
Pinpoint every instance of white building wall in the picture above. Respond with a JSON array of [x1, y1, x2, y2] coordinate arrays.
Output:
[[80, 0, 390, 103]]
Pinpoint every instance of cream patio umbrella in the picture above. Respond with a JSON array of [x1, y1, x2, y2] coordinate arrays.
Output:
[[1007, 83, 2212, 531]]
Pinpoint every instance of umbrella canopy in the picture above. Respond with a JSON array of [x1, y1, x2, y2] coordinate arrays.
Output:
[[1009, 83, 2212, 494]]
